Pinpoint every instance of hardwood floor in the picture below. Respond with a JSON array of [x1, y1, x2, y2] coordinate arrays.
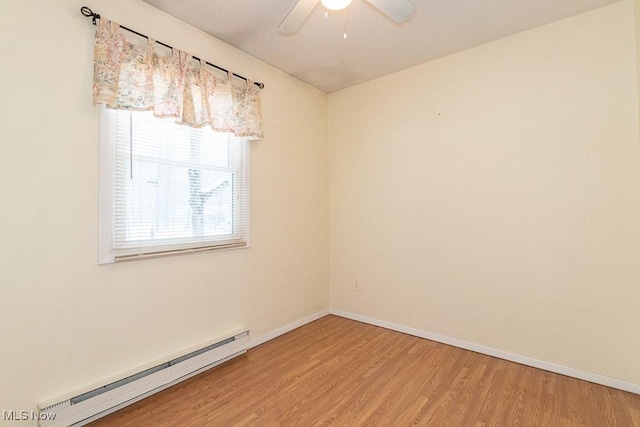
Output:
[[89, 315, 640, 426]]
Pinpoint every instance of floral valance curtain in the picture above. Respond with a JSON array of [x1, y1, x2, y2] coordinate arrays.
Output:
[[92, 18, 263, 140]]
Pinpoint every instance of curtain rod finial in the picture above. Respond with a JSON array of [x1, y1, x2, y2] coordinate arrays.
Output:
[[80, 6, 100, 25]]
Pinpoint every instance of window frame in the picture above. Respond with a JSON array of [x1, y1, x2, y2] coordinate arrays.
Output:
[[98, 106, 250, 264]]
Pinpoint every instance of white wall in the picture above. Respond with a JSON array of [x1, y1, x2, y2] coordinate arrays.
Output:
[[329, 0, 640, 386], [0, 0, 328, 417]]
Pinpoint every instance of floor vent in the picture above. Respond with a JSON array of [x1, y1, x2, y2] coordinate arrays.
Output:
[[38, 329, 250, 427]]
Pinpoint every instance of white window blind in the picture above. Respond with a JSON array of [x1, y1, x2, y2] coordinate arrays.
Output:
[[99, 108, 249, 263]]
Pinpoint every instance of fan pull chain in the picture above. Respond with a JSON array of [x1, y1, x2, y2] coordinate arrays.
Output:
[[343, 8, 347, 39], [325, 6, 328, 18]]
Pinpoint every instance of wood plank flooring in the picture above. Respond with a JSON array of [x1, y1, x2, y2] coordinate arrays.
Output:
[[89, 315, 640, 426]]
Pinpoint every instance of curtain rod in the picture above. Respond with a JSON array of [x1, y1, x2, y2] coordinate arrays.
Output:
[[80, 6, 265, 89]]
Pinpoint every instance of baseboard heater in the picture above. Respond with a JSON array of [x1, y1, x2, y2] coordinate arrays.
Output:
[[38, 328, 250, 427]]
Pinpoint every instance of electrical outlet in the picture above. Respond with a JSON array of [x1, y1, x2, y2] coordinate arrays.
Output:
[[354, 281, 360, 292]]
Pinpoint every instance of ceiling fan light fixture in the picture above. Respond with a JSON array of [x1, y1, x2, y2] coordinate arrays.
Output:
[[320, 0, 352, 11]]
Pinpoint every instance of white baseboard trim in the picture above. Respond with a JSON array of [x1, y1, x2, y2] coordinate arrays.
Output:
[[329, 309, 640, 395], [250, 309, 330, 349]]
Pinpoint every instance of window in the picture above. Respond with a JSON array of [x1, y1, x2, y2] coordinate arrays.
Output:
[[99, 108, 249, 263]]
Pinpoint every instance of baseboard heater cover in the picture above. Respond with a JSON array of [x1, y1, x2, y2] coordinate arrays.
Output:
[[38, 328, 250, 427]]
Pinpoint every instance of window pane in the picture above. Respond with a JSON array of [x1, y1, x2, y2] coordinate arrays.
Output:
[[114, 163, 234, 244], [125, 111, 232, 168], [102, 108, 249, 260]]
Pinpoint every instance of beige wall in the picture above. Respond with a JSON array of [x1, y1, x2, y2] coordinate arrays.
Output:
[[0, 0, 328, 415], [329, 0, 640, 385], [636, 0, 640, 123]]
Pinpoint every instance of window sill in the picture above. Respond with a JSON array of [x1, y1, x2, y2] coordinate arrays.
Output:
[[100, 242, 249, 264]]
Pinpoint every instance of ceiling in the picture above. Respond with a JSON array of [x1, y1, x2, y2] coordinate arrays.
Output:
[[143, 0, 621, 93]]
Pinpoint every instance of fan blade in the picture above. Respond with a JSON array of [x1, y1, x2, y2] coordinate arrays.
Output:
[[278, 0, 319, 34], [366, 0, 415, 23]]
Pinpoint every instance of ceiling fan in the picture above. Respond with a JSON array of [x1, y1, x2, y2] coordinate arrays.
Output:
[[278, 0, 416, 34]]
